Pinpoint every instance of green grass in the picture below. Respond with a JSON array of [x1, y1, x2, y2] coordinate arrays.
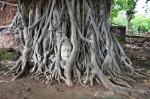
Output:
[[0, 48, 16, 60]]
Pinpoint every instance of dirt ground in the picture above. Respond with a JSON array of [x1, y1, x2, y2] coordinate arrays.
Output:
[[0, 61, 150, 99], [0, 75, 125, 99]]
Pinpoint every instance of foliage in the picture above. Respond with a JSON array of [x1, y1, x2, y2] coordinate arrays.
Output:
[[0, 53, 14, 60], [112, 13, 126, 26], [114, 36, 123, 42], [111, 0, 150, 34], [111, 0, 138, 34], [111, 0, 123, 21], [112, 13, 150, 34], [111, 0, 138, 21], [0, 48, 16, 60], [111, 0, 123, 20], [130, 14, 150, 33], [0, 48, 6, 55]]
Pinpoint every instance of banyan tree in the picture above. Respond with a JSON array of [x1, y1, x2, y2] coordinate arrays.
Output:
[[1, 0, 150, 99]]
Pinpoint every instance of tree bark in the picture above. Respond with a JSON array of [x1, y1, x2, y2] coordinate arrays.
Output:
[[126, 13, 131, 35]]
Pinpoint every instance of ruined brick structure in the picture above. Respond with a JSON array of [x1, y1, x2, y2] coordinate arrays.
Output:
[[111, 26, 150, 59], [0, 0, 17, 48], [0, 30, 16, 48], [125, 36, 150, 59]]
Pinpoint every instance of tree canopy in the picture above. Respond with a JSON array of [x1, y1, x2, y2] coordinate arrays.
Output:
[[111, 0, 150, 34], [111, 0, 138, 21]]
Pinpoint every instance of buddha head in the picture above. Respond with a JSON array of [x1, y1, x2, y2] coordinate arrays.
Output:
[[61, 39, 72, 61]]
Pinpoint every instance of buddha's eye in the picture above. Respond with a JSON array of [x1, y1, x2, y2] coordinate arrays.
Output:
[[67, 49, 71, 52]]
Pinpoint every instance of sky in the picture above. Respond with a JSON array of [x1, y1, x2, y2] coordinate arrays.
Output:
[[135, 0, 150, 16]]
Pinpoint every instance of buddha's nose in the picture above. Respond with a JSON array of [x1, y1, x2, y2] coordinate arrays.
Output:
[[65, 50, 70, 56]]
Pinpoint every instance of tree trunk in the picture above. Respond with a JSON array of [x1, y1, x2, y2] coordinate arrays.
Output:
[[126, 13, 131, 35], [1, 0, 150, 99]]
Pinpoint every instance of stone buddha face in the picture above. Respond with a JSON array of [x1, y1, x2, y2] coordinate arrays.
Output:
[[61, 40, 72, 61]]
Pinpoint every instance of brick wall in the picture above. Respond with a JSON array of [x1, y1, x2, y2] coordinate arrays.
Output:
[[125, 36, 150, 59], [111, 26, 150, 59], [0, 31, 15, 48], [0, 0, 17, 48], [111, 26, 126, 48], [0, 0, 17, 25]]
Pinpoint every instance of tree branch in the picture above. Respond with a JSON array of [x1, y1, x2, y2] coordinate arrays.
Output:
[[0, 11, 18, 31], [0, 1, 17, 7]]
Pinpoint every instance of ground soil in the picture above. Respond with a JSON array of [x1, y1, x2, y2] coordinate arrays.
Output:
[[0, 60, 150, 99], [0, 75, 127, 99]]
